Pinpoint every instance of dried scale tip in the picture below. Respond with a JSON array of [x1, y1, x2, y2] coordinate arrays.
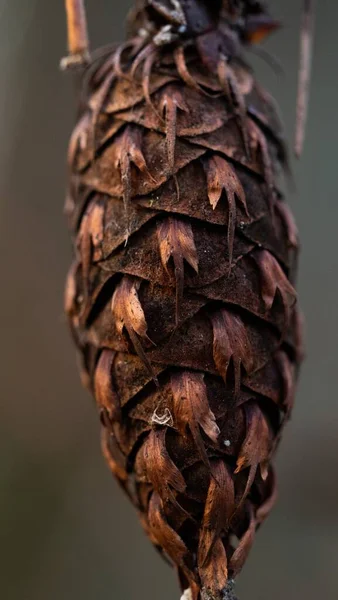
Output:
[[64, 0, 303, 598]]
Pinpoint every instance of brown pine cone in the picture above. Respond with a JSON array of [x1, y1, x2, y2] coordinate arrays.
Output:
[[65, 1, 303, 598]]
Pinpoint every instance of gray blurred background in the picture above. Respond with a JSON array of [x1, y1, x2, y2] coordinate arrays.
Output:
[[0, 1, 337, 599]]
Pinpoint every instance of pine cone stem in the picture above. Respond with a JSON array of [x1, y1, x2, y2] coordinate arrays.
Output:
[[61, 0, 90, 70]]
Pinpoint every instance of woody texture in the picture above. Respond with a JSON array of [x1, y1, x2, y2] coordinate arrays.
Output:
[[64, 1, 303, 598]]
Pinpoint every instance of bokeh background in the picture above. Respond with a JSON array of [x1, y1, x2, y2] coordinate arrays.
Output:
[[1, 1, 337, 599]]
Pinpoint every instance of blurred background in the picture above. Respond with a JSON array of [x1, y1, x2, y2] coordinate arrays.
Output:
[[1, 1, 337, 599]]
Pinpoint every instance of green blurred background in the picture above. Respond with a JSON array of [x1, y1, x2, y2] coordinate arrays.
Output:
[[1, 1, 337, 598]]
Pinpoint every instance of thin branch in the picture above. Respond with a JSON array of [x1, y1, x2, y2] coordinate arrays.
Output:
[[295, 0, 315, 157], [61, 0, 90, 70]]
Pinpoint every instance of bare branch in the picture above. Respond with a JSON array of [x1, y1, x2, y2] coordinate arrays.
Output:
[[61, 0, 90, 70]]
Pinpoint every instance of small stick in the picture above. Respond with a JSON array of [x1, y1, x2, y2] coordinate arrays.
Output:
[[61, 0, 90, 70], [295, 0, 315, 157]]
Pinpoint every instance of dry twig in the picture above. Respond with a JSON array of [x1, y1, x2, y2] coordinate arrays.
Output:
[[61, 0, 90, 69]]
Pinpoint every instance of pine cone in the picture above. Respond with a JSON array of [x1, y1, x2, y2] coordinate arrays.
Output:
[[65, 1, 303, 598]]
